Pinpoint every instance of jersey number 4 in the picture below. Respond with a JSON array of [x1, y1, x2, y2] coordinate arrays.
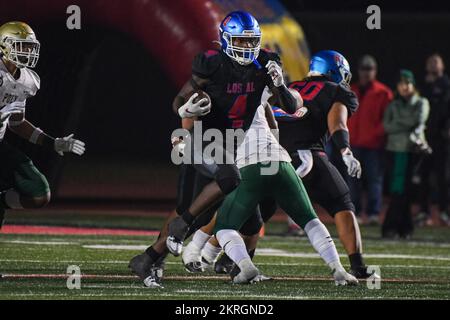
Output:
[[228, 94, 247, 128], [289, 81, 324, 101]]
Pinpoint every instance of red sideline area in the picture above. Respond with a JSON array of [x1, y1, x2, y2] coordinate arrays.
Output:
[[0, 225, 159, 236]]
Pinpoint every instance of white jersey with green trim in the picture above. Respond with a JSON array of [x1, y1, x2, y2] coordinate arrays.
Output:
[[0, 59, 40, 141], [235, 103, 291, 169]]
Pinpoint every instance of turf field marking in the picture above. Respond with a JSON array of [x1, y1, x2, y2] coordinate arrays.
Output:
[[0, 292, 390, 299], [2, 273, 448, 283], [256, 248, 450, 261], [83, 244, 147, 250], [79, 244, 450, 261], [2, 259, 450, 270]]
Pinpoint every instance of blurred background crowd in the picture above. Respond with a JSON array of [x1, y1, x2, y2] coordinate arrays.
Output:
[[326, 53, 450, 238], [1, 0, 449, 237]]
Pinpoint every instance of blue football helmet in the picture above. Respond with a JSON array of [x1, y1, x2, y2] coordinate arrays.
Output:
[[309, 50, 352, 85], [219, 11, 261, 65]]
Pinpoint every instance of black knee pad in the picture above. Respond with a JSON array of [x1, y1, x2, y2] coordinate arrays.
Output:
[[215, 164, 241, 195], [239, 209, 263, 236]]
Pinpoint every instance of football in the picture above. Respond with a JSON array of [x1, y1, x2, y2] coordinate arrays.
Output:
[[188, 89, 211, 106]]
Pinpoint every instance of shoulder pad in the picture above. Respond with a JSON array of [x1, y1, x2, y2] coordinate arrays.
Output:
[[23, 68, 40, 95], [192, 49, 222, 79], [335, 83, 358, 115]]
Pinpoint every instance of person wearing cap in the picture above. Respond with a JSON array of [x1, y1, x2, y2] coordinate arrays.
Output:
[[416, 54, 450, 226], [348, 55, 393, 224], [382, 69, 430, 238]]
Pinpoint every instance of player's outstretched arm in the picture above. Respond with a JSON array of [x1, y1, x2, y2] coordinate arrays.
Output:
[[328, 102, 361, 179], [265, 60, 301, 114], [172, 75, 211, 118], [8, 113, 85, 156]]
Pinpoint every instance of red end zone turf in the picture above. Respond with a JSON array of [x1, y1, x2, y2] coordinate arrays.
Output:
[[0, 225, 159, 236]]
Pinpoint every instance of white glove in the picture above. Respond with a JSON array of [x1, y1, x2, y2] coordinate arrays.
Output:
[[342, 150, 362, 179], [54, 134, 86, 156], [171, 136, 186, 157], [178, 93, 211, 118], [265, 60, 284, 87], [0, 101, 25, 121]]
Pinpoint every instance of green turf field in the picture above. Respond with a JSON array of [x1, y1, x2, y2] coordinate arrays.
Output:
[[0, 212, 449, 300]]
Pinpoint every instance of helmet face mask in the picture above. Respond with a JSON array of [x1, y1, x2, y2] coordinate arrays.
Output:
[[0, 21, 40, 69], [219, 11, 262, 66], [222, 31, 261, 65], [2, 37, 40, 68]]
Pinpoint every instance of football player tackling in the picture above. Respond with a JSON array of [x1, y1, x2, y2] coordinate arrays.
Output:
[[188, 51, 378, 281], [211, 86, 358, 285], [0, 22, 85, 227], [128, 11, 299, 287]]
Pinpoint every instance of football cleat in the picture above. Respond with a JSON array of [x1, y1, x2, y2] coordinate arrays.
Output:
[[128, 253, 154, 281], [143, 266, 164, 289], [252, 274, 273, 282], [182, 241, 205, 273], [166, 236, 183, 257], [166, 216, 190, 256], [231, 259, 260, 284], [350, 266, 380, 280], [332, 268, 359, 286], [214, 253, 235, 274], [129, 253, 165, 288]]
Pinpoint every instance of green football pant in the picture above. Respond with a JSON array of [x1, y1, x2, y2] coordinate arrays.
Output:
[[0, 142, 50, 197], [214, 161, 317, 233]]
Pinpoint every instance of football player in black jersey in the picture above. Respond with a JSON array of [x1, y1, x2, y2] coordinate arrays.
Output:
[[128, 11, 300, 287], [214, 51, 378, 279]]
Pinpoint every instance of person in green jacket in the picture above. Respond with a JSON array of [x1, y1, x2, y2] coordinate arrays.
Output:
[[382, 69, 430, 238]]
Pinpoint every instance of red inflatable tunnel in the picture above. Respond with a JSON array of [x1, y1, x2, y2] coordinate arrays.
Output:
[[0, 0, 222, 87]]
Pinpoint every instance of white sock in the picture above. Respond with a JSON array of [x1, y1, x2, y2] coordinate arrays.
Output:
[[191, 229, 211, 249], [4, 189, 23, 209], [216, 229, 250, 265], [304, 218, 341, 269], [202, 241, 222, 263]]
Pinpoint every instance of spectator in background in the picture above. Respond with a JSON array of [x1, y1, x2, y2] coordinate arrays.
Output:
[[382, 70, 430, 238], [348, 55, 393, 224], [416, 54, 450, 226]]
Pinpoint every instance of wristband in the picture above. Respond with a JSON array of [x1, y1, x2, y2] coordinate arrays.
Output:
[[330, 129, 350, 151], [29, 128, 43, 144]]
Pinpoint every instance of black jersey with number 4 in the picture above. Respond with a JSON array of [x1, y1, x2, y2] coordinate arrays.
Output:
[[192, 49, 279, 132], [272, 76, 359, 152]]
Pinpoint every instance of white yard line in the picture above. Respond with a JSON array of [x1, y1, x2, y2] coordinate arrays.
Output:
[[2, 259, 450, 269]]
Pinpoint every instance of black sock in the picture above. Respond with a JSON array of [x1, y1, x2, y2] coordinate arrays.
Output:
[[349, 253, 365, 270], [145, 246, 162, 262], [181, 210, 195, 225]]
